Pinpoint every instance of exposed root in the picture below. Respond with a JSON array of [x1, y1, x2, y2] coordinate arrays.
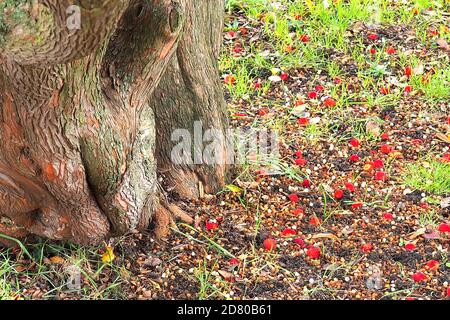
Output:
[[153, 201, 194, 239]]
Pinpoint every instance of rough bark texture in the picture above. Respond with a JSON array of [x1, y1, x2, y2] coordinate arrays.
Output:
[[150, 0, 228, 201], [0, 0, 227, 246]]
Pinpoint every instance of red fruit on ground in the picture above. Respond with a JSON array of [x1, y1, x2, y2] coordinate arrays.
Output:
[[289, 194, 299, 203], [309, 216, 321, 226], [323, 98, 336, 107], [299, 34, 310, 42], [412, 272, 427, 283], [302, 179, 311, 188], [224, 74, 236, 85], [281, 228, 297, 237], [345, 182, 355, 192], [308, 91, 318, 99], [383, 213, 394, 221], [405, 243, 416, 251], [258, 108, 269, 116], [438, 223, 450, 233], [306, 246, 321, 259], [254, 82, 262, 89], [380, 144, 392, 154], [349, 138, 360, 148], [281, 72, 289, 81], [380, 133, 389, 140], [386, 47, 396, 54], [368, 33, 378, 40], [373, 159, 384, 168], [424, 260, 439, 271], [379, 87, 390, 95], [205, 220, 219, 231], [370, 48, 377, 55], [298, 117, 309, 125], [293, 238, 306, 248], [295, 158, 307, 166], [352, 202, 363, 209], [228, 258, 240, 266], [315, 85, 324, 92], [447, 287, 450, 297], [404, 66, 412, 77], [334, 189, 344, 200], [375, 171, 387, 181], [293, 208, 304, 217], [295, 151, 302, 158], [263, 238, 277, 251], [349, 154, 360, 162], [362, 243, 373, 253], [404, 85, 412, 93]]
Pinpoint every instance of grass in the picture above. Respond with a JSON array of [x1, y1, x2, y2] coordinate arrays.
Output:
[[403, 158, 450, 195]]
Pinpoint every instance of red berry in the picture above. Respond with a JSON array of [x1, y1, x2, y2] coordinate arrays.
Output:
[[289, 194, 299, 203], [281, 72, 289, 81], [263, 238, 277, 251], [404, 66, 412, 77], [293, 208, 304, 217], [302, 179, 311, 188], [438, 223, 450, 233], [345, 182, 355, 192], [380, 144, 392, 154], [386, 46, 396, 54], [362, 243, 373, 253], [405, 243, 416, 251], [380, 87, 390, 95], [295, 158, 307, 166], [349, 154, 360, 162], [375, 171, 387, 181], [323, 97, 336, 107], [293, 238, 306, 248], [298, 117, 309, 125], [306, 246, 321, 259], [205, 220, 219, 231], [308, 91, 318, 99], [412, 272, 427, 283], [383, 213, 394, 221], [299, 34, 310, 43], [309, 216, 321, 226], [352, 202, 363, 209], [349, 138, 360, 148], [424, 260, 439, 271], [404, 85, 412, 94], [368, 33, 378, 40], [334, 189, 344, 200], [281, 228, 297, 237]]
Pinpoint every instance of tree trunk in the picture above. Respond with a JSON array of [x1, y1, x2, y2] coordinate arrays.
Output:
[[0, 0, 228, 246]]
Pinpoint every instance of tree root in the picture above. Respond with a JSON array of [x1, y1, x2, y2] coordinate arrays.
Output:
[[153, 201, 194, 239]]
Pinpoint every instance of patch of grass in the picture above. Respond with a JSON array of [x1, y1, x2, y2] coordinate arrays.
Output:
[[403, 159, 450, 195]]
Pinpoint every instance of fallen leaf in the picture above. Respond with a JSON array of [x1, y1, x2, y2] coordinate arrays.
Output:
[[49, 256, 65, 264], [311, 233, 341, 242]]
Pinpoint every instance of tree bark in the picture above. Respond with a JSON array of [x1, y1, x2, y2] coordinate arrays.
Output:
[[0, 0, 228, 246]]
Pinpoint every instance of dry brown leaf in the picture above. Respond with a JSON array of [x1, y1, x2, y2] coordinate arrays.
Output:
[[408, 228, 426, 239], [436, 38, 450, 51], [436, 132, 450, 143], [311, 233, 341, 242], [218, 270, 235, 282], [49, 256, 65, 264]]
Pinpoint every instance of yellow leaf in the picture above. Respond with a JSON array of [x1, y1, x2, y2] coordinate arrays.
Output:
[[102, 245, 115, 264], [226, 184, 242, 193]]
